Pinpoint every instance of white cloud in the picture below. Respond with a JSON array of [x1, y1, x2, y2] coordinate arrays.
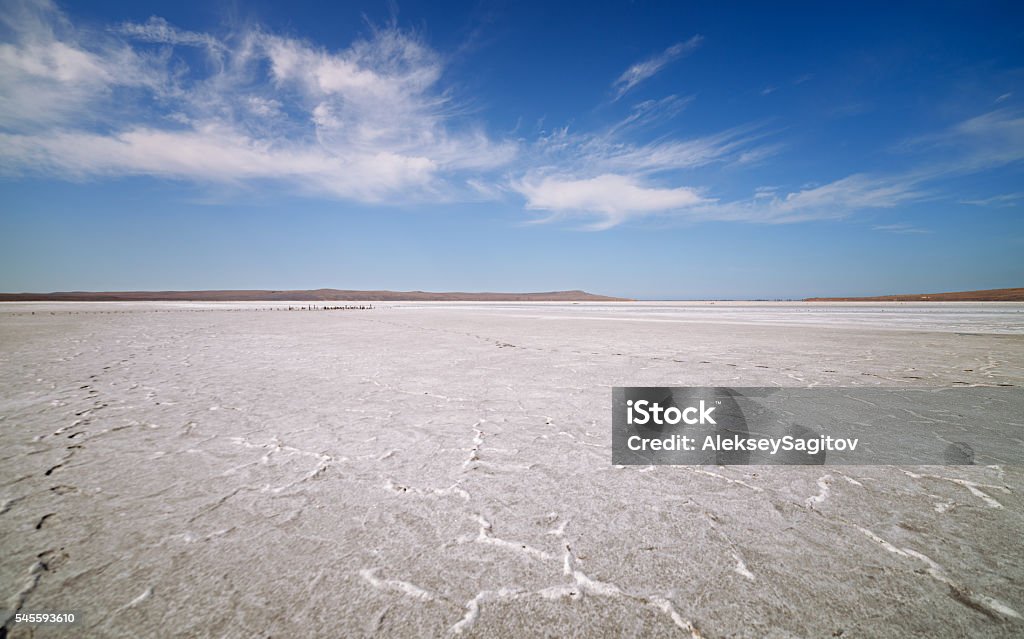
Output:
[[872, 223, 930, 234], [520, 171, 925, 228], [612, 36, 702, 100], [899, 108, 1024, 175], [509, 104, 782, 227], [942, 109, 1024, 169], [735, 143, 783, 166], [1, 1, 1020, 231], [524, 108, 1022, 227], [515, 173, 707, 229], [246, 96, 282, 118], [533, 117, 772, 178], [0, 0, 516, 203], [0, 126, 439, 201], [606, 95, 692, 135], [688, 174, 925, 224], [0, 0, 166, 129], [959, 193, 1023, 207], [766, 174, 921, 215], [116, 16, 223, 51], [513, 105, 782, 227]]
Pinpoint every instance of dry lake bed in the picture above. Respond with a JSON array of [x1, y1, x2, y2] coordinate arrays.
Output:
[[2, 301, 1023, 637]]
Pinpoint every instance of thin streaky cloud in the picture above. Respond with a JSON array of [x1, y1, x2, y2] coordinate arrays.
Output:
[[0, 0, 517, 203], [959, 193, 1023, 207], [605, 94, 693, 135], [612, 35, 703, 100], [735, 143, 784, 166], [116, 16, 224, 50], [871, 223, 931, 234], [1, 1, 1021, 234], [897, 109, 1024, 178], [692, 174, 927, 225], [514, 170, 927, 229], [531, 117, 775, 178]]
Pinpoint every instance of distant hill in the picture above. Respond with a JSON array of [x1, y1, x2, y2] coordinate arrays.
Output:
[[0, 288, 630, 302], [805, 288, 1024, 302]]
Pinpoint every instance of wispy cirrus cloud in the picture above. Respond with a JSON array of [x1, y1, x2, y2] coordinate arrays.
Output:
[[517, 108, 1024, 229], [872, 223, 931, 234], [959, 192, 1023, 207], [605, 94, 693, 135], [687, 173, 926, 225], [0, 0, 169, 129], [512, 109, 778, 228], [897, 108, 1024, 175], [115, 16, 224, 51], [0, 0, 516, 202], [1, 0, 1021, 232], [0, 126, 443, 201], [516, 117, 925, 227], [612, 36, 702, 100], [513, 170, 926, 229], [531, 116, 774, 177]]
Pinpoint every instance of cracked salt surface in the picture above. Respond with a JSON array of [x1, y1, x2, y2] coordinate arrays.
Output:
[[0, 301, 1022, 637]]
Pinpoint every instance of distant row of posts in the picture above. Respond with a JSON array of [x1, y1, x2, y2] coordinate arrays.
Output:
[[285, 305, 374, 311]]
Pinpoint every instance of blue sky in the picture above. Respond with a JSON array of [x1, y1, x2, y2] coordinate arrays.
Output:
[[1, 0, 1022, 298]]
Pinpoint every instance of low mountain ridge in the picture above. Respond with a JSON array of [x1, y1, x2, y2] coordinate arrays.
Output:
[[805, 288, 1024, 302]]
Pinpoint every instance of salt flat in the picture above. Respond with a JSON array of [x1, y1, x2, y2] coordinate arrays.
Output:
[[1, 302, 1022, 638]]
